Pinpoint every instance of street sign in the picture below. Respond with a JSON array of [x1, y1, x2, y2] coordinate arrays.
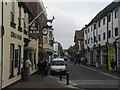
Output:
[[42, 28, 48, 35]]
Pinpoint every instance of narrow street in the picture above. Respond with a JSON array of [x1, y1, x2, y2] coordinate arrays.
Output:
[[50, 60, 120, 90]]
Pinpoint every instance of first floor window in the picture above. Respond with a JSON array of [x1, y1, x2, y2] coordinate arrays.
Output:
[[108, 30, 111, 38], [115, 27, 118, 36], [103, 32, 106, 40]]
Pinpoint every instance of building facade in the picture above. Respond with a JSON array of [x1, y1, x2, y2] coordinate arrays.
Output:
[[1, 1, 47, 88], [0, 1, 3, 89], [84, 1, 120, 71], [74, 29, 84, 63]]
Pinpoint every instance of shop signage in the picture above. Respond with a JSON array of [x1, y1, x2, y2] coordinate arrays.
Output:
[[118, 48, 120, 66], [42, 28, 48, 35], [11, 31, 22, 40]]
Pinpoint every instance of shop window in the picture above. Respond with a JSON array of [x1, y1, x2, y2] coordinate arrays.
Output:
[[115, 27, 118, 36], [9, 43, 15, 78]]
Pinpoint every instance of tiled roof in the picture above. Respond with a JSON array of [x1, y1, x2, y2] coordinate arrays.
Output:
[[74, 29, 84, 42]]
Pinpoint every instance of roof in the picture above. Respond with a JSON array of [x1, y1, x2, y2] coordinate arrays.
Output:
[[74, 28, 84, 42], [88, 1, 120, 26], [52, 58, 64, 61]]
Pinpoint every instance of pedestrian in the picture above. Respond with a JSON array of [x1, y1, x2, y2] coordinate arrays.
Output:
[[44, 60, 48, 76], [110, 58, 116, 72], [40, 60, 44, 79], [37, 60, 41, 74], [25, 57, 32, 81]]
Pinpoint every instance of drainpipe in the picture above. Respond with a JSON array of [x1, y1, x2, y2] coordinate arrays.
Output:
[[106, 14, 109, 70], [112, 9, 119, 71], [0, 1, 3, 89]]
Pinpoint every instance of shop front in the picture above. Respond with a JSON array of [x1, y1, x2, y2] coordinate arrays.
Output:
[[107, 44, 116, 71], [101, 46, 108, 70]]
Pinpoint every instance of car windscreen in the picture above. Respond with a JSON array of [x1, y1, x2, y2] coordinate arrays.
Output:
[[51, 61, 65, 66]]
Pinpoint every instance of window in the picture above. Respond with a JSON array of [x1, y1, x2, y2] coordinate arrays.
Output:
[[98, 21, 101, 27], [94, 36, 96, 43], [43, 36, 48, 44], [24, 12, 26, 29], [98, 35, 101, 41], [88, 38, 90, 44], [9, 44, 15, 78], [107, 14, 111, 22], [85, 30, 87, 34], [94, 24, 96, 30], [103, 32, 106, 40], [91, 26, 92, 31], [15, 49, 18, 68], [91, 38, 93, 43], [23, 11, 28, 35], [17, 45, 21, 75], [88, 28, 89, 33], [10, 1, 16, 28], [18, 5, 22, 32], [108, 30, 111, 38], [103, 18, 105, 25], [85, 40, 87, 45], [115, 27, 118, 36], [115, 9, 118, 18]]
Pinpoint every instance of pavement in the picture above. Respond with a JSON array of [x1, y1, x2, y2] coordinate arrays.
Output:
[[82, 65, 120, 79], [2, 73, 78, 90], [2, 63, 120, 90]]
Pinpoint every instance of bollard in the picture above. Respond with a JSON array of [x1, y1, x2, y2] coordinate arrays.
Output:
[[66, 71, 69, 85], [60, 70, 62, 81]]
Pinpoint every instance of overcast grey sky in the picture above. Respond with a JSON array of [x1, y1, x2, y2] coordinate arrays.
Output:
[[43, 0, 114, 49]]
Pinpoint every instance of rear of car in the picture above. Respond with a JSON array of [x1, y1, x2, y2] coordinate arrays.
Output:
[[50, 58, 66, 75]]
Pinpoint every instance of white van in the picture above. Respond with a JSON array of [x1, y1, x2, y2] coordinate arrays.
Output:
[[50, 58, 67, 75]]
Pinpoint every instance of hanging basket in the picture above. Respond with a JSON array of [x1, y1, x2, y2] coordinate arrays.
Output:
[[24, 46, 35, 52]]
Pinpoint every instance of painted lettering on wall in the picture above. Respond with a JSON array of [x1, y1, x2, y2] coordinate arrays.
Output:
[[11, 31, 22, 40]]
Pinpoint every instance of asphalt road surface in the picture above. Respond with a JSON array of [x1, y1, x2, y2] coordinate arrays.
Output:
[[50, 60, 120, 90]]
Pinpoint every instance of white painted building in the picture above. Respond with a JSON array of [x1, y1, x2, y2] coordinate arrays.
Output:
[[84, 1, 120, 71]]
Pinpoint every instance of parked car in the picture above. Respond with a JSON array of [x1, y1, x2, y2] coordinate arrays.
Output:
[[50, 58, 67, 75]]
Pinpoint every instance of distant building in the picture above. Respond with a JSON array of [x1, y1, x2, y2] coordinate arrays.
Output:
[[53, 41, 63, 58], [74, 28, 84, 61]]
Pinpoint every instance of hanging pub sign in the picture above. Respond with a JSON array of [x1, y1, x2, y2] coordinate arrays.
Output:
[[42, 28, 48, 35]]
